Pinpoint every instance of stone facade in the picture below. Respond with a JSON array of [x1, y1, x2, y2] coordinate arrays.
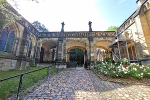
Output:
[[110, 0, 150, 64], [0, 0, 150, 70]]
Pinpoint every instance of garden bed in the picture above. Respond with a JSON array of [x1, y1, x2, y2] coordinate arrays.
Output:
[[93, 69, 150, 86], [93, 57, 150, 86]]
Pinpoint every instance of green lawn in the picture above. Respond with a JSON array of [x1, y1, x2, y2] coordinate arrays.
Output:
[[0, 67, 57, 100]]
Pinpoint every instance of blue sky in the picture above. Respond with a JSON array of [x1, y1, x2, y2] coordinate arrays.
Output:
[[96, 0, 137, 27], [8, 0, 138, 31]]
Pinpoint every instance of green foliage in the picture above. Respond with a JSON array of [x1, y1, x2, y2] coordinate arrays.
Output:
[[0, 0, 20, 31], [0, 19, 8, 30], [32, 21, 49, 32], [94, 57, 150, 79], [107, 26, 118, 31], [96, 61, 102, 64], [0, 67, 57, 99], [69, 48, 84, 65], [103, 57, 115, 63], [30, 61, 37, 67]]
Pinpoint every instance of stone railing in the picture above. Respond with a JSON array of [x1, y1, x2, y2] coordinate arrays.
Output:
[[116, 11, 136, 36], [38, 31, 115, 38]]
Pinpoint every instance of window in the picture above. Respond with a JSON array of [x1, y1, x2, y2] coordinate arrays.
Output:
[[0, 25, 15, 53], [0, 28, 8, 51]]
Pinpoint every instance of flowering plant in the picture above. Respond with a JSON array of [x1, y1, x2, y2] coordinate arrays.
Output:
[[94, 58, 150, 79]]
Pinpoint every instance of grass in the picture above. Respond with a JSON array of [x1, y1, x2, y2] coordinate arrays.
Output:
[[0, 67, 57, 100]]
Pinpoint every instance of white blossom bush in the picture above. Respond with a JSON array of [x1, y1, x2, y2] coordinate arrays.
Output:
[[94, 57, 150, 79]]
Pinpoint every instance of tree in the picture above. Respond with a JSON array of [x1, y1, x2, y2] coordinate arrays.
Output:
[[0, 0, 20, 31], [69, 48, 84, 65], [0, 0, 39, 31], [32, 21, 49, 32], [107, 26, 118, 31]]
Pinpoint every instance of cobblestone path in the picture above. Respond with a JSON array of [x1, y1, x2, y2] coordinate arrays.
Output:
[[24, 68, 150, 100]]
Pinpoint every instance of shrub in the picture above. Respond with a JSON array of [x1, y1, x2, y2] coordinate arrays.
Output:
[[30, 61, 37, 67], [103, 57, 115, 63], [94, 58, 150, 79]]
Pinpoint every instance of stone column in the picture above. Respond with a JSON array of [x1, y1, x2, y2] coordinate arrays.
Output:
[[62, 38, 66, 62], [36, 47, 40, 62], [134, 15, 150, 59], [13, 38, 19, 56], [91, 41, 97, 62], [16, 30, 29, 70], [56, 37, 63, 61], [49, 50, 52, 62], [34, 38, 38, 63]]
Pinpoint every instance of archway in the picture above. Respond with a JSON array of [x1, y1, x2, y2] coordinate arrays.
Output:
[[66, 40, 86, 61], [40, 40, 57, 63], [69, 48, 84, 66], [96, 40, 111, 61], [66, 40, 86, 68]]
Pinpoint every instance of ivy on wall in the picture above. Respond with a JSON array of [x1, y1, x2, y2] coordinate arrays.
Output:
[[0, 0, 20, 31]]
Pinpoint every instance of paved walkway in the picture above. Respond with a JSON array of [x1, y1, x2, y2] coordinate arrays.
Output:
[[24, 68, 150, 100]]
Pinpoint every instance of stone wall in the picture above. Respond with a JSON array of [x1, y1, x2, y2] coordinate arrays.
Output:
[[0, 58, 17, 71]]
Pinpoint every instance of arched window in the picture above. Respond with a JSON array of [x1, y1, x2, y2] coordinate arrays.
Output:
[[0, 25, 15, 53], [0, 28, 9, 51], [5, 31, 15, 53]]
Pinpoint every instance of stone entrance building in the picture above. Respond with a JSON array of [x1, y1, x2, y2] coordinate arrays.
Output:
[[0, 0, 150, 70]]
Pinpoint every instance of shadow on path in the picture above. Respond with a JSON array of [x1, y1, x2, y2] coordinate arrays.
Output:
[[23, 68, 150, 100]]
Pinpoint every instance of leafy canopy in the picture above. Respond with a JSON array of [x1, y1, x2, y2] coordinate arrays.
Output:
[[0, 0, 39, 31], [107, 26, 118, 31], [32, 21, 49, 32], [0, 0, 19, 31], [69, 48, 84, 65]]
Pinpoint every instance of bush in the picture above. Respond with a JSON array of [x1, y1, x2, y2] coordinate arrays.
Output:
[[94, 58, 150, 79], [103, 57, 115, 63], [30, 61, 37, 67]]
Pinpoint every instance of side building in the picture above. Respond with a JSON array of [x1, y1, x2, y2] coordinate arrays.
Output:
[[0, 6, 39, 70], [109, 0, 150, 65]]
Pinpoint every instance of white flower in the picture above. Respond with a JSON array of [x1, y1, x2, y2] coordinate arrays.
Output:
[[130, 63, 136, 65], [133, 68, 137, 71], [141, 73, 143, 75], [124, 72, 127, 74]]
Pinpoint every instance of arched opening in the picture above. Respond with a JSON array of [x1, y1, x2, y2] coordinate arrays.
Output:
[[96, 40, 111, 61], [40, 40, 57, 63], [40, 47, 44, 62], [69, 48, 84, 66], [0, 28, 8, 51], [66, 40, 86, 68], [123, 32, 136, 60], [0, 25, 15, 53], [96, 48, 109, 61], [5, 31, 15, 53]]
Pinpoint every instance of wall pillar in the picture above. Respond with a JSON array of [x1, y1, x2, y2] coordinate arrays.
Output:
[[135, 15, 150, 59]]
